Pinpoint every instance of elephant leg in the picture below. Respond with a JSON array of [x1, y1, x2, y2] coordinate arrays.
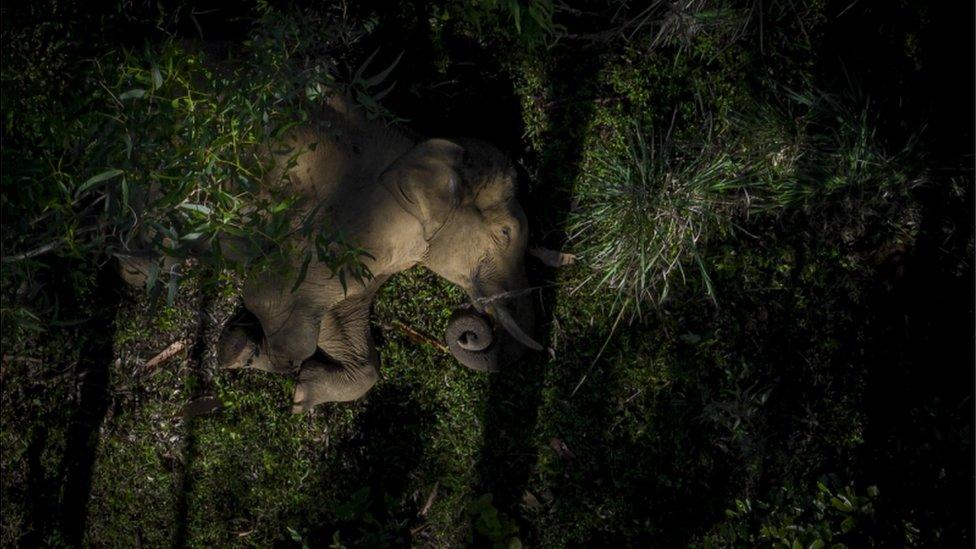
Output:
[[291, 292, 381, 412], [216, 308, 274, 372]]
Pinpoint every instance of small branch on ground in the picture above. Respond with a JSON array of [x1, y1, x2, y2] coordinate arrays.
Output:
[[540, 95, 626, 110], [144, 340, 188, 370], [1, 239, 66, 263], [2, 224, 103, 263], [475, 286, 543, 307], [570, 303, 628, 398], [2, 355, 43, 365], [419, 481, 439, 517], [384, 321, 449, 354]]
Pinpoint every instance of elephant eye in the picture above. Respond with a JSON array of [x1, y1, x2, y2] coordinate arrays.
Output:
[[497, 225, 512, 245]]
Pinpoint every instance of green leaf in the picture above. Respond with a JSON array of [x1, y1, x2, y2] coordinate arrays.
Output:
[[529, 3, 551, 31], [146, 261, 160, 291], [121, 178, 130, 209], [151, 67, 163, 90], [166, 273, 181, 306], [840, 515, 856, 533], [830, 496, 853, 513], [353, 49, 379, 84], [291, 251, 313, 293], [147, 221, 178, 241], [119, 88, 147, 100], [76, 169, 124, 197], [363, 51, 403, 88], [507, 0, 522, 34], [372, 81, 396, 102], [180, 203, 212, 215]]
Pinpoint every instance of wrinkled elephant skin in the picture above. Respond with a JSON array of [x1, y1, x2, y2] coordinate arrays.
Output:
[[198, 94, 540, 411]]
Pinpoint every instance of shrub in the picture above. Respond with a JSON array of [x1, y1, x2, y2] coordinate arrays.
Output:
[[568, 119, 741, 317], [568, 89, 923, 318], [431, 0, 563, 49], [0, 7, 387, 334], [735, 89, 922, 213], [697, 480, 910, 547]]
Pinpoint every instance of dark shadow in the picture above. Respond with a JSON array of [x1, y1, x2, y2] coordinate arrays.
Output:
[[171, 285, 218, 549], [819, 1, 974, 542], [303, 381, 433, 547], [474, 48, 606, 545], [333, 1, 590, 541], [56, 264, 123, 546], [20, 426, 55, 546], [855, 178, 974, 542]]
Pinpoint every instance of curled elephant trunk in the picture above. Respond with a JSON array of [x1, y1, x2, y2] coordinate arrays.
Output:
[[445, 285, 538, 372]]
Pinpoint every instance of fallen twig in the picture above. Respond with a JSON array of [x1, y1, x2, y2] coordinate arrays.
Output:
[[474, 286, 542, 306], [385, 321, 449, 354], [570, 303, 628, 398], [2, 354, 43, 365], [540, 95, 626, 110], [419, 481, 439, 517], [144, 340, 187, 370]]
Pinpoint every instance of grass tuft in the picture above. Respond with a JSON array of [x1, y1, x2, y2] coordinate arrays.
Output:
[[568, 118, 741, 317], [569, 89, 924, 318]]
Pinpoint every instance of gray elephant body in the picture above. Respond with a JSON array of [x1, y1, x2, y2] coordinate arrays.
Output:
[[210, 93, 538, 411]]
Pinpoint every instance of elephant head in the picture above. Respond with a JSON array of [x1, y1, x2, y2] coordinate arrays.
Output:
[[381, 137, 542, 372]]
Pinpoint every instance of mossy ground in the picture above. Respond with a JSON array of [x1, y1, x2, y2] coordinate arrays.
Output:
[[1, 1, 972, 546]]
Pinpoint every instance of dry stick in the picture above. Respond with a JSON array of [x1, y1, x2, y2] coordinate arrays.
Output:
[[418, 481, 439, 518], [540, 95, 626, 110], [144, 340, 188, 370], [474, 285, 548, 307], [1, 239, 66, 263], [2, 225, 103, 263], [2, 354, 43, 365], [569, 302, 628, 398], [387, 321, 449, 354]]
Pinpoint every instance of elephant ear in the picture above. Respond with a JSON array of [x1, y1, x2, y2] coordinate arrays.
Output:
[[381, 139, 466, 240]]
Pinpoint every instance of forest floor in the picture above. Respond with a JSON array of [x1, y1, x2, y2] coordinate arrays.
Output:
[[1, 1, 973, 547]]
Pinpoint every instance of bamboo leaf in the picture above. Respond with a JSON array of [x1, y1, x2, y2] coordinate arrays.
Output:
[[76, 169, 124, 197], [166, 273, 180, 306], [180, 203, 212, 215], [151, 67, 163, 90], [353, 49, 379, 84], [119, 88, 147, 100], [373, 81, 397, 102], [146, 260, 160, 291], [364, 51, 403, 88], [291, 251, 313, 293]]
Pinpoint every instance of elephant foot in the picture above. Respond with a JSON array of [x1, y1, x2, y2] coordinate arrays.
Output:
[[291, 355, 378, 413], [217, 310, 272, 371]]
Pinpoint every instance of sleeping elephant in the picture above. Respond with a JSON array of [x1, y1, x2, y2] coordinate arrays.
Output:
[[209, 93, 541, 412]]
